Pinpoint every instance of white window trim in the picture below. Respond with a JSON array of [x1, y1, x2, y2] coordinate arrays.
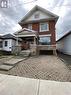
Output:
[[39, 34, 51, 37], [40, 22, 49, 32], [39, 36, 51, 45], [4, 41, 8, 47]]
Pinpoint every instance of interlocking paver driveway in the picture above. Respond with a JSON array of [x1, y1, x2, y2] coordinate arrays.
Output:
[[0, 55, 71, 82]]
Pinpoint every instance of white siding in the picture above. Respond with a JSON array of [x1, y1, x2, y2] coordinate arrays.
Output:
[[3, 39, 16, 51], [0, 39, 3, 50], [57, 34, 71, 55], [3, 39, 12, 51], [25, 11, 52, 22]]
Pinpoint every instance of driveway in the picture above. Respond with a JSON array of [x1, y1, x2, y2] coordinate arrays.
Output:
[[0, 55, 71, 82], [57, 52, 71, 70]]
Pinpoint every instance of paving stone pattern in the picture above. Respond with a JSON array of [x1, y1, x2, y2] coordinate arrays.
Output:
[[0, 55, 71, 82]]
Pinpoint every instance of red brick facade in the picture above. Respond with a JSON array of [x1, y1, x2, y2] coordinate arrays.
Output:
[[20, 20, 56, 45]]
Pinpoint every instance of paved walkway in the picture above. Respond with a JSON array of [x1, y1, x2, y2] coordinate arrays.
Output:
[[0, 55, 71, 82], [0, 74, 71, 95], [0, 57, 25, 71]]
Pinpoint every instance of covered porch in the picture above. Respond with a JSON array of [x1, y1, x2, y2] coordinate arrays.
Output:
[[19, 36, 37, 50], [14, 28, 38, 55]]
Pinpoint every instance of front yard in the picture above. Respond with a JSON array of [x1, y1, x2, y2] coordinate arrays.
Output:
[[0, 55, 71, 82]]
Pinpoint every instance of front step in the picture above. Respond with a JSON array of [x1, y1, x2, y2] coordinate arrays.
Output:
[[19, 50, 31, 57]]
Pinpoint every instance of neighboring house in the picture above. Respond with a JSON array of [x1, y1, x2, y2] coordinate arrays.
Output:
[[0, 36, 3, 50], [14, 5, 59, 55], [0, 34, 21, 52], [56, 31, 71, 55]]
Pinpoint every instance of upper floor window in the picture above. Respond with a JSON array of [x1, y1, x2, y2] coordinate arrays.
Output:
[[34, 13, 39, 19], [28, 24, 32, 30], [34, 11, 40, 19], [40, 22, 49, 32]]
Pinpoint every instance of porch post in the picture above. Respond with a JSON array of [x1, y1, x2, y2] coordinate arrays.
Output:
[[34, 36, 36, 45]]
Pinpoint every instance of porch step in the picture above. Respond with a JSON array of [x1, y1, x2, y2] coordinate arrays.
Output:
[[19, 50, 31, 57]]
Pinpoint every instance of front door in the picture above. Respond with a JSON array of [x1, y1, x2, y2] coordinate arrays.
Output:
[[21, 41, 30, 50]]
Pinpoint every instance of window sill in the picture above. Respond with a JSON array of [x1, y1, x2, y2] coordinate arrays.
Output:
[[39, 30, 49, 32]]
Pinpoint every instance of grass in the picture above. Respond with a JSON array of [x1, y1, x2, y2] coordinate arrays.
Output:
[[0, 50, 13, 59]]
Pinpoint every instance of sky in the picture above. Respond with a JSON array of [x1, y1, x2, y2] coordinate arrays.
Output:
[[0, 0, 71, 40]]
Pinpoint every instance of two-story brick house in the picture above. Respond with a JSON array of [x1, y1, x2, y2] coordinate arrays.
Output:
[[15, 5, 59, 55]]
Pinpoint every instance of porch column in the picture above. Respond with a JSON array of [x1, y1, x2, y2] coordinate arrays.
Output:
[[30, 36, 37, 55], [34, 37, 36, 45]]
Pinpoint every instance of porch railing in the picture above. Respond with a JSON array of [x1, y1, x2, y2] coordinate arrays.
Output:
[[37, 45, 56, 50], [12, 45, 21, 55]]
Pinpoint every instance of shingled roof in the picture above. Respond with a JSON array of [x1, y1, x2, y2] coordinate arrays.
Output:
[[2, 34, 22, 41], [2, 34, 16, 39]]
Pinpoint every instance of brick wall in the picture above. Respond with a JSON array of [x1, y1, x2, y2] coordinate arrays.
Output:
[[20, 20, 56, 45], [49, 20, 56, 44]]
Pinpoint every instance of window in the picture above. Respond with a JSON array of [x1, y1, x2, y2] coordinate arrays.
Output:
[[40, 23, 49, 32], [34, 13, 39, 19], [5, 41, 8, 47], [0, 41, 2, 48], [39, 36, 51, 45], [34, 11, 40, 19], [28, 24, 32, 30]]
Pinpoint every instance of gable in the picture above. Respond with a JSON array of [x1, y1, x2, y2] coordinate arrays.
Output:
[[19, 5, 59, 24], [24, 10, 54, 22], [14, 28, 36, 36]]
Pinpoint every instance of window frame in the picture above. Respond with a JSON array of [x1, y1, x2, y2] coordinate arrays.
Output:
[[34, 13, 40, 19], [39, 36, 51, 45], [4, 41, 8, 47], [40, 22, 49, 32]]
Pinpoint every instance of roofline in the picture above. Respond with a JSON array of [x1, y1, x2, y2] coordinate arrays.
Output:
[[19, 17, 58, 25], [14, 28, 37, 35], [57, 31, 71, 42], [2, 34, 16, 40], [2, 38, 16, 40], [18, 5, 59, 24], [0, 34, 22, 42]]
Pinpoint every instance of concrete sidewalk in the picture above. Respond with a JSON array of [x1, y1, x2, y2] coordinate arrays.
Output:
[[0, 74, 71, 95]]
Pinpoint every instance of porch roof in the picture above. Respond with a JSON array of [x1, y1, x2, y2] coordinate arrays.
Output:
[[14, 28, 37, 38]]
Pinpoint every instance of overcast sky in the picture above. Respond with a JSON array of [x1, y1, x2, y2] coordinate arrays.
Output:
[[0, 0, 71, 40]]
